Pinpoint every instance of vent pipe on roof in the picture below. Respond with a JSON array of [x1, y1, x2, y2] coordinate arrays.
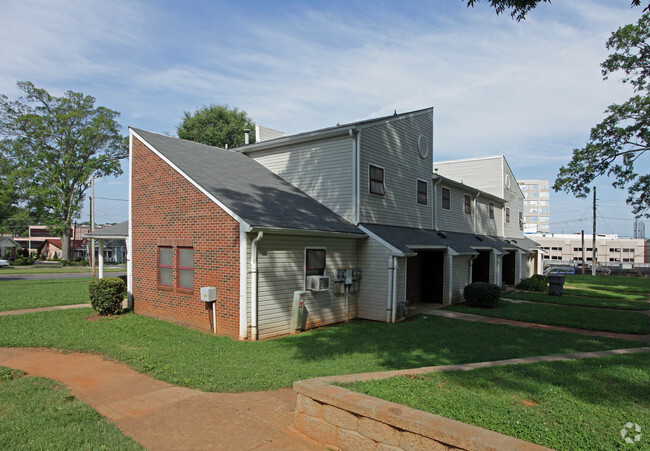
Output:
[[244, 129, 250, 145]]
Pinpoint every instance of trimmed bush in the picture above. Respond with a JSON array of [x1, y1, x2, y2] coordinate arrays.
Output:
[[13, 256, 35, 266], [516, 274, 548, 292], [88, 277, 126, 315], [463, 282, 501, 308]]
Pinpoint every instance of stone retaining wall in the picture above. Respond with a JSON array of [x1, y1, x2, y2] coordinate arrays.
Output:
[[293, 378, 550, 451]]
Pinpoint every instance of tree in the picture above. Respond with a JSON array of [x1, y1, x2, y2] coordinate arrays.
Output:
[[464, 1, 648, 21], [177, 104, 255, 149], [0, 81, 127, 260], [554, 13, 650, 218]]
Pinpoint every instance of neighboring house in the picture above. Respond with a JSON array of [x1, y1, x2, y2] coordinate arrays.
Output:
[[38, 239, 87, 260], [129, 108, 538, 340], [12, 224, 91, 256]]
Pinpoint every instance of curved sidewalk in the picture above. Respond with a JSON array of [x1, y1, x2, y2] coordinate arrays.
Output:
[[0, 348, 322, 450]]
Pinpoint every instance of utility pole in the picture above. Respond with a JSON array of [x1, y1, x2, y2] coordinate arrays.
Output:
[[592, 187, 597, 276], [581, 230, 585, 275], [90, 177, 95, 278]]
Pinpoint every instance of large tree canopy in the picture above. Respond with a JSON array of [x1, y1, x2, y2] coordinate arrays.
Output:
[[177, 104, 255, 149], [0, 81, 127, 259], [554, 13, 650, 218], [464, 1, 648, 21]]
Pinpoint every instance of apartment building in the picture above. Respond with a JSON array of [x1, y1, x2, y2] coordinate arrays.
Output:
[[518, 179, 550, 233], [531, 233, 645, 265]]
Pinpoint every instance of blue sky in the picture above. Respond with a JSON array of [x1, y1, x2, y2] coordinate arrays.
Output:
[[1, 0, 646, 236]]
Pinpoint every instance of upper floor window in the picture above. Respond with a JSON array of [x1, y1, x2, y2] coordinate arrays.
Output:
[[306, 248, 326, 276], [505, 207, 510, 223], [464, 195, 471, 215], [441, 187, 451, 210], [178, 247, 194, 289], [417, 180, 428, 205], [369, 164, 385, 196], [489, 202, 495, 219]]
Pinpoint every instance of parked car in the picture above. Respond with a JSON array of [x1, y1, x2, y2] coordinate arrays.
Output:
[[0, 259, 10, 268], [546, 265, 575, 275]]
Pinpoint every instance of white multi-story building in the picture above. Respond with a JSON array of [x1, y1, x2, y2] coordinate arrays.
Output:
[[518, 179, 550, 233], [530, 233, 645, 265]]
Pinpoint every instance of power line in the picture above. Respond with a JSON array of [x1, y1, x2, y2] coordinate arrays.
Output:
[[94, 197, 128, 202]]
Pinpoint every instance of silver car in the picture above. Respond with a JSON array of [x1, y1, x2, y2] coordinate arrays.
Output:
[[0, 259, 10, 267]]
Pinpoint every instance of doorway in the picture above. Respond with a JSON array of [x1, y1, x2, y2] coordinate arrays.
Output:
[[502, 252, 516, 285], [406, 250, 445, 304], [472, 251, 491, 283]]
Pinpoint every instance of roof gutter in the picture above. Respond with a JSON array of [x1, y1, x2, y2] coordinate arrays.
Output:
[[248, 227, 365, 239]]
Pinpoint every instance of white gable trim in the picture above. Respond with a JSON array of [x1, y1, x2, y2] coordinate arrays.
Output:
[[131, 129, 252, 232]]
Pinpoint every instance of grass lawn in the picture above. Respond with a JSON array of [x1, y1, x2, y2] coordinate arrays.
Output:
[[344, 352, 650, 451], [501, 291, 649, 311], [0, 310, 641, 393], [444, 300, 650, 334], [0, 279, 91, 311], [562, 274, 650, 301], [0, 266, 124, 275], [0, 367, 142, 450]]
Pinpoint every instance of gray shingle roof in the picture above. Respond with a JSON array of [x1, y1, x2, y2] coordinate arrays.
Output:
[[361, 224, 532, 255], [84, 221, 129, 239], [131, 129, 363, 236]]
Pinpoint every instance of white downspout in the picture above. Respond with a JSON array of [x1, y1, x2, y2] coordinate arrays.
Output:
[[468, 255, 476, 284], [239, 225, 248, 340], [447, 252, 454, 304], [356, 131, 361, 225], [473, 193, 480, 235], [386, 256, 394, 322], [250, 231, 263, 341], [391, 256, 398, 323]]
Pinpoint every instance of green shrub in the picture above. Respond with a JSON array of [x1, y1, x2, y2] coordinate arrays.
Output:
[[61, 259, 89, 267], [88, 278, 126, 315], [516, 274, 548, 292], [13, 256, 35, 266], [463, 282, 501, 308]]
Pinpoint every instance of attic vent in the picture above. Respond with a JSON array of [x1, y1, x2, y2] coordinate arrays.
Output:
[[505, 240, 511, 244], [437, 231, 447, 239], [511, 239, 518, 244], [475, 236, 483, 242]]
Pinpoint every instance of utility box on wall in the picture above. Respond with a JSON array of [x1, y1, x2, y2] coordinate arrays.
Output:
[[200, 286, 217, 302], [291, 290, 308, 334]]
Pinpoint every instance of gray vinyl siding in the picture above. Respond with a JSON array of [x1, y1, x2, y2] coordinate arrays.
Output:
[[359, 110, 434, 228], [451, 255, 471, 303], [476, 198, 501, 236], [437, 185, 474, 234], [251, 234, 359, 340], [396, 256, 407, 308], [435, 157, 504, 197], [248, 135, 355, 222], [358, 237, 392, 321], [503, 164, 525, 238]]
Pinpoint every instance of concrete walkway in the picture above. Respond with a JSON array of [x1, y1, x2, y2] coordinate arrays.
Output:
[[0, 303, 91, 316], [0, 347, 322, 450]]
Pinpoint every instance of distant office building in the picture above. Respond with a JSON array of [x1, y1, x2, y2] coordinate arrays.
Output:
[[530, 233, 645, 265], [518, 179, 550, 234], [634, 220, 645, 239]]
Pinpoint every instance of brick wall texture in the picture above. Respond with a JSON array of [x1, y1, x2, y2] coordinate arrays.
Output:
[[131, 135, 241, 338]]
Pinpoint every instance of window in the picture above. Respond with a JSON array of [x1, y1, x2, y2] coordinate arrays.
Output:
[[519, 212, 523, 223], [489, 202, 495, 219], [159, 247, 173, 287], [539, 200, 550, 206], [417, 180, 427, 205], [306, 248, 326, 276], [464, 195, 471, 214], [527, 215, 538, 222], [442, 187, 450, 210], [529, 191, 538, 198], [369, 164, 385, 195], [529, 184, 538, 190], [178, 247, 194, 289], [529, 200, 538, 206], [505, 207, 510, 223], [540, 191, 550, 198], [574, 247, 582, 252]]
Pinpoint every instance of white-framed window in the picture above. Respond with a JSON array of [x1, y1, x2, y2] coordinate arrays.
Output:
[[369, 164, 385, 196], [441, 187, 451, 210], [489, 202, 495, 219], [505, 207, 510, 223], [464, 194, 471, 215], [417, 179, 428, 205], [305, 248, 326, 276]]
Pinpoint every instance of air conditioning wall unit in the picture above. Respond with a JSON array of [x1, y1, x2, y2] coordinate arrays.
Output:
[[307, 275, 330, 292]]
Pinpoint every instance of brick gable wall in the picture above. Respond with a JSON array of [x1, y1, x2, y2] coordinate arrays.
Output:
[[131, 135, 241, 338]]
